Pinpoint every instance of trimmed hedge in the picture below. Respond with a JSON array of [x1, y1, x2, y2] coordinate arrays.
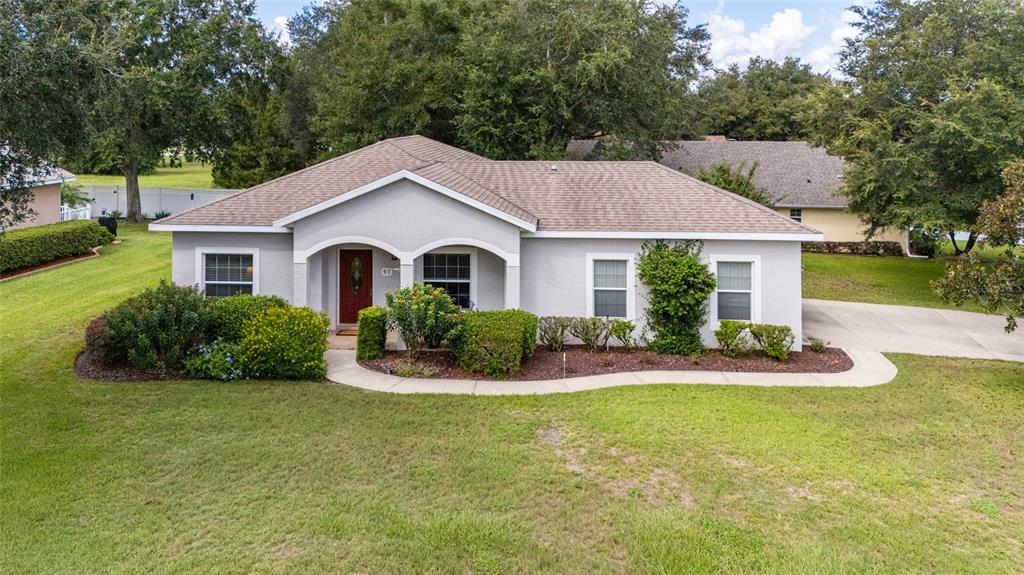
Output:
[[714, 320, 755, 357], [449, 310, 538, 378], [239, 307, 330, 380], [802, 241, 904, 257], [212, 294, 288, 342], [749, 323, 796, 361], [356, 306, 387, 360], [0, 220, 114, 273]]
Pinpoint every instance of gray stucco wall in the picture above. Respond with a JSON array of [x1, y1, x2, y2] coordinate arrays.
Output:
[[171, 231, 294, 300], [291, 179, 522, 259], [519, 238, 803, 349]]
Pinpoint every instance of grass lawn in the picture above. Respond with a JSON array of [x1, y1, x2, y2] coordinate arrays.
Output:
[[802, 252, 990, 312], [3, 227, 1023, 573], [74, 161, 218, 189]]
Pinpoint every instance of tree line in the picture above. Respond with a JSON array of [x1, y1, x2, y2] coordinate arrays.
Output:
[[2, 0, 1022, 251]]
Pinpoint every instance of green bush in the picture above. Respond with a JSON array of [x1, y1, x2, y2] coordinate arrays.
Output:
[[100, 280, 214, 370], [714, 320, 755, 357], [212, 294, 288, 342], [385, 283, 460, 357], [185, 339, 244, 381], [749, 323, 796, 361], [909, 229, 940, 257], [356, 306, 387, 360], [0, 220, 114, 273], [449, 310, 534, 378], [538, 316, 572, 351], [239, 307, 329, 380], [505, 309, 538, 359], [808, 338, 827, 353], [636, 240, 717, 355], [607, 319, 637, 350], [569, 317, 609, 352]]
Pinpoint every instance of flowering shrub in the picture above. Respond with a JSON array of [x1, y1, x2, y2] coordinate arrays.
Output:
[[385, 283, 460, 357], [212, 294, 288, 342], [100, 280, 214, 370], [636, 240, 716, 355], [185, 339, 245, 381], [238, 307, 329, 380]]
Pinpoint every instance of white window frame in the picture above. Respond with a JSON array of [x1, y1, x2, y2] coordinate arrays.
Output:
[[708, 255, 761, 327], [195, 247, 260, 296], [419, 247, 477, 308], [585, 253, 636, 320], [789, 208, 803, 222]]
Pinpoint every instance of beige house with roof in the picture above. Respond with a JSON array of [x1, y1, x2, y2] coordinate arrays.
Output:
[[152, 136, 823, 350], [567, 139, 909, 253], [7, 166, 76, 230]]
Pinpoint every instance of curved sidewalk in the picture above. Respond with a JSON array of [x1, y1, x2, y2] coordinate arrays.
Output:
[[324, 347, 897, 395]]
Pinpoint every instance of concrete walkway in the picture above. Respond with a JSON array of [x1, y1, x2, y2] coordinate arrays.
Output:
[[803, 299, 1024, 363], [324, 346, 896, 395]]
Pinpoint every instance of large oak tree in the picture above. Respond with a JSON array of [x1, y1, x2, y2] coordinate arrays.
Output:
[[813, 0, 1024, 253]]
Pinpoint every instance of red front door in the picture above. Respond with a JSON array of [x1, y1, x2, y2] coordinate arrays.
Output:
[[340, 250, 373, 324]]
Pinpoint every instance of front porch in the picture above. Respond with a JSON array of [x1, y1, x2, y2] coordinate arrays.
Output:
[[293, 238, 521, 331]]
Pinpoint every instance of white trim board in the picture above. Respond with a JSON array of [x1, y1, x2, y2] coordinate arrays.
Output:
[[150, 223, 290, 233], [194, 247, 260, 296], [272, 170, 538, 232], [585, 253, 637, 320], [527, 231, 823, 241]]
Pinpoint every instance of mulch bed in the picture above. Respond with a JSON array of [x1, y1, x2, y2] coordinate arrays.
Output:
[[74, 317, 187, 382], [360, 345, 854, 381]]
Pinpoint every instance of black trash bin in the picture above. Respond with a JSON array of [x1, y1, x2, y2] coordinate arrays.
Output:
[[97, 216, 117, 237]]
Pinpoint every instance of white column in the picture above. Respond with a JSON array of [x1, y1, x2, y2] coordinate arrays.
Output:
[[504, 263, 520, 309], [292, 260, 307, 307], [399, 257, 414, 288]]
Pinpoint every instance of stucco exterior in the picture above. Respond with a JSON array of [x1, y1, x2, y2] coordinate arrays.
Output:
[[12, 183, 61, 229], [774, 207, 909, 252], [165, 172, 810, 351]]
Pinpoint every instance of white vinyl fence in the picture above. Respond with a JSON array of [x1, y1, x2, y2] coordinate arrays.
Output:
[[60, 204, 92, 221], [83, 185, 239, 218]]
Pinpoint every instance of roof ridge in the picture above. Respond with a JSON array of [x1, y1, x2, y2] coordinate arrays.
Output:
[[646, 161, 821, 235], [158, 140, 401, 225], [383, 135, 489, 162], [429, 161, 540, 223]]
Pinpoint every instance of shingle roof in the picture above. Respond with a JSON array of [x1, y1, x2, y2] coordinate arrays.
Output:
[[160, 135, 818, 236], [566, 139, 849, 208]]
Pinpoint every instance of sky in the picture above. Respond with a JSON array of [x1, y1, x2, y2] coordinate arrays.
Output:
[[254, 0, 861, 75]]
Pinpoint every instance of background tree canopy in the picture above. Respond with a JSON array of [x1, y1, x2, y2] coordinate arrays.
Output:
[[695, 57, 829, 141], [288, 0, 710, 163], [811, 0, 1024, 253]]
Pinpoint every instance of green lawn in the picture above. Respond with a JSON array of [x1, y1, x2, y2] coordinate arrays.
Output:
[[75, 161, 218, 189], [802, 252, 990, 311], [3, 227, 1023, 573]]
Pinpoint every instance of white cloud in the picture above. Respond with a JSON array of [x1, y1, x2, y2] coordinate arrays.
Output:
[[270, 15, 290, 46], [705, 6, 815, 69], [805, 9, 861, 75]]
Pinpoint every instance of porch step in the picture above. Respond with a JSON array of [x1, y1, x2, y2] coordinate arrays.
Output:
[[337, 328, 359, 337]]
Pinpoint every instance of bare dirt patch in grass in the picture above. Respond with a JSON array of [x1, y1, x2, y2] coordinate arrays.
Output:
[[362, 345, 853, 381]]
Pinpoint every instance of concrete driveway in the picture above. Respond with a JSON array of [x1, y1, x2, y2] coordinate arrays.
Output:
[[803, 299, 1024, 363]]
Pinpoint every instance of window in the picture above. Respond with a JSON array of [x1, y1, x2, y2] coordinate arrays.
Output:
[[586, 255, 635, 319], [423, 253, 471, 308], [716, 261, 752, 320], [203, 253, 254, 297], [789, 208, 802, 222]]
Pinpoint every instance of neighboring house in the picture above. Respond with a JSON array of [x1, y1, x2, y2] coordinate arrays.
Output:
[[566, 140, 909, 252], [152, 136, 822, 350], [5, 165, 76, 230]]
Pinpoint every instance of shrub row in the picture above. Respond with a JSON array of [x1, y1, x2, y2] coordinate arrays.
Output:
[[714, 320, 796, 361], [801, 241, 905, 257], [449, 310, 538, 378], [539, 316, 636, 352], [94, 282, 328, 380], [0, 220, 114, 273]]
